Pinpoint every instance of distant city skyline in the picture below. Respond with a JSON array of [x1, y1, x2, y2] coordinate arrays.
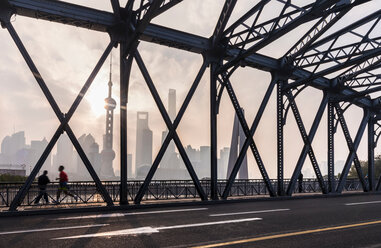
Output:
[[0, 89, 346, 180], [0, 129, 346, 180]]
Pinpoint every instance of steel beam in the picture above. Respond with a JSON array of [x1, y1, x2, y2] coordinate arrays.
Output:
[[122, 0, 164, 58], [210, 62, 218, 200], [368, 115, 375, 191], [9, 0, 116, 31], [327, 101, 335, 193], [110, 0, 121, 19], [211, 0, 237, 46], [277, 80, 284, 196], [223, 0, 269, 38], [119, 46, 133, 205]]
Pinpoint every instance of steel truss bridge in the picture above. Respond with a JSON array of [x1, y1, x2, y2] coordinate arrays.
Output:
[[0, 0, 381, 212]]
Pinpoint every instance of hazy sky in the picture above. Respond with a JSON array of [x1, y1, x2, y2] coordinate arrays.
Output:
[[0, 0, 380, 179]]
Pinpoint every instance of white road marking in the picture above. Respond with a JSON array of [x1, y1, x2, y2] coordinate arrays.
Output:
[[345, 200, 381, 206], [0, 224, 109, 236], [55, 208, 208, 220], [157, 218, 262, 230], [53, 227, 159, 239], [209, 208, 290, 217], [52, 217, 262, 240]]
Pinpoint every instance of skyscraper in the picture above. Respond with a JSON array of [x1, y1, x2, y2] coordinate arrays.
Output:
[[227, 109, 248, 179], [199, 146, 210, 179], [54, 133, 74, 173], [30, 138, 51, 173], [168, 89, 176, 122], [1, 131, 26, 164], [77, 134, 101, 180], [100, 55, 116, 178], [218, 147, 230, 179], [135, 111, 153, 177], [127, 154, 133, 179]]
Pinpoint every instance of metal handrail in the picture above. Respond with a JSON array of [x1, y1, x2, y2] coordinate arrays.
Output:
[[0, 179, 362, 208]]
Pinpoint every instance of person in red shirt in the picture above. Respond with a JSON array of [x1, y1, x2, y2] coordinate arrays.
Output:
[[55, 165, 77, 204]]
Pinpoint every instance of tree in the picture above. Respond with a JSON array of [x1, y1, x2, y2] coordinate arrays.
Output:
[[348, 155, 381, 180], [0, 174, 28, 182]]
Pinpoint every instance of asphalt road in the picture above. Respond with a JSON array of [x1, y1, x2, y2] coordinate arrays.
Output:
[[1, 194, 381, 247]]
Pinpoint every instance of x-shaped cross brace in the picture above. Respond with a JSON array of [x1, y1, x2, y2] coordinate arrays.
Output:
[[219, 75, 276, 199], [133, 51, 208, 204], [5, 22, 115, 210], [285, 90, 328, 195], [335, 104, 369, 193]]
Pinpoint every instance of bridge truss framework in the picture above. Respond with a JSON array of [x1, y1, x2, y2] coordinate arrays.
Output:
[[0, 0, 381, 211]]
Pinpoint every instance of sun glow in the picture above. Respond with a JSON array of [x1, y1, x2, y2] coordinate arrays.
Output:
[[86, 84, 108, 117]]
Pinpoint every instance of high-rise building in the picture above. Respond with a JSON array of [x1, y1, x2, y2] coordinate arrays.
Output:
[[218, 147, 230, 179], [199, 146, 210, 179], [127, 154, 133, 179], [0, 136, 12, 164], [227, 109, 248, 179], [30, 138, 51, 173], [100, 55, 116, 178], [0, 131, 26, 164], [185, 145, 198, 163], [76, 134, 101, 180], [54, 133, 74, 173], [135, 112, 153, 177], [0, 132, 53, 176], [168, 88, 176, 122]]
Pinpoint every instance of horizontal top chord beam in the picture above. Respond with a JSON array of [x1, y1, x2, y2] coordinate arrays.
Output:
[[5, 0, 379, 111]]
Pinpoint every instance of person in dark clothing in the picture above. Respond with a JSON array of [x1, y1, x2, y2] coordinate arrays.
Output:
[[34, 170, 50, 204], [298, 173, 304, 193]]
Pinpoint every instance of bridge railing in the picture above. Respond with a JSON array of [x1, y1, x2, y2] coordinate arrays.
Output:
[[0, 179, 362, 207]]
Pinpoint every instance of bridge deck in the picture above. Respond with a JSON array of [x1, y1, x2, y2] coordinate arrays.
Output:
[[1, 194, 381, 247]]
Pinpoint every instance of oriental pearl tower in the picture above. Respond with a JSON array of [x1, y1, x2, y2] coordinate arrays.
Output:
[[100, 55, 116, 178]]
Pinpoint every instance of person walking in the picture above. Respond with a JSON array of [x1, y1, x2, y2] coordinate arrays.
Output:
[[55, 165, 77, 204], [34, 170, 50, 205], [298, 173, 304, 193]]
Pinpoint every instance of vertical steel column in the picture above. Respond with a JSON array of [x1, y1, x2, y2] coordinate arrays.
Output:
[[210, 63, 218, 200], [119, 44, 133, 205], [327, 101, 335, 193], [277, 80, 284, 196], [368, 114, 375, 191]]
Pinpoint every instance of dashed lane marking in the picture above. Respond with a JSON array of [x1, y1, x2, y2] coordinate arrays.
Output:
[[345, 200, 381, 206], [55, 208, 209, 220], [0, 224, 109, 236], [209, 208, 290, 217]]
